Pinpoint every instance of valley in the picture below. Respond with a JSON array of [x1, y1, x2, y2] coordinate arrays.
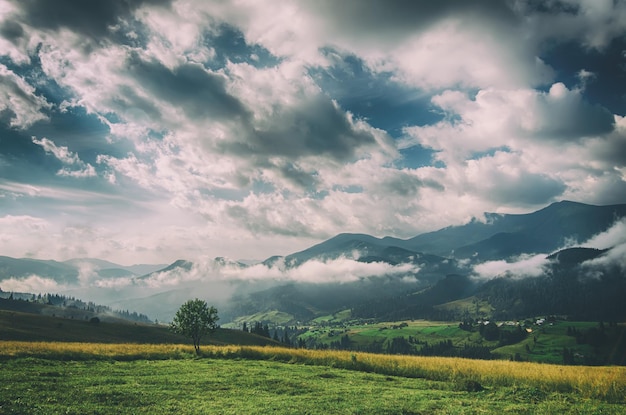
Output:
[[1, 198, 625, 415], [1, 200, 625, 368]]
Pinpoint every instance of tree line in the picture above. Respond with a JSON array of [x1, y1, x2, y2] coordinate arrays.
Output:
[[0, 290, 151, 323]]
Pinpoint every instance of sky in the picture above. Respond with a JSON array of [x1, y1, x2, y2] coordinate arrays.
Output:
[[1, 0, 626, 265]]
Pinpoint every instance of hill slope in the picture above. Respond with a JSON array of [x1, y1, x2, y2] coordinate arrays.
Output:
[[0, 309, 279, 346]]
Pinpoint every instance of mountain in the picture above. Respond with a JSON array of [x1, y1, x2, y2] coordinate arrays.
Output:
[[264, 201, 625, 267], [349, 244, 626, 322], [282, 233, 390, 265], [547, 247, 608, 264], [108, 287, 206, 323], [225, 201, 626, 324], [0, 256, 78, 283], [140, 259, 194, 277], [1, 200, 625, 324], [403, 201, 626, 259], [0, 256, 168, 286], [474, 246, 626, 321], [64, 258, 168, 276]]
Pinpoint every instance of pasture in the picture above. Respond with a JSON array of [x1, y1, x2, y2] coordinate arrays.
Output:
[[1, 342, 625, 414]]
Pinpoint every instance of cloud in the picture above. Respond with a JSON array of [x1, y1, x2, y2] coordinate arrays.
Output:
[[404, 83, 614, 157], [0, 255, 421, 313], [0, 64, 51, 128], [399, 82, 621, 210], [577, 218, 626, 276], [0, 19, 23, 43], [92, 256, 421, 292], [211, 0, 552, 89], [124, 54, 249, 122], [32, 137, 81, 164], [518, 0, 626, 50], [0, 215, 51, 258], [231, 257, 420, 284], [0, 0, 624, 267], [538, 83, 614, 139], [464, 151, 567, 205], [308, 0, 518, 45], [0, 275, 63, 293], [580, 244, 626, 276], [472, 254, 551, 280], [587, 115, 626, 169], [373, 19, 552, 90], [14, 0, 172, 41], [31, 137, 98, 178], [94, 276, 134, 289], [223, 61, 395, 170], [583, 217, 626, 250]]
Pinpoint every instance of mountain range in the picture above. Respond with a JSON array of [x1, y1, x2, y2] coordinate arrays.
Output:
[[1, 200, 625, 324]]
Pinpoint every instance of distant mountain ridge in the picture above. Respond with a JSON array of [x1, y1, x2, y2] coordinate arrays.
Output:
[[1, 200, 625, 323], [262, 200, 626, 266], [0, 257, 168, 285]]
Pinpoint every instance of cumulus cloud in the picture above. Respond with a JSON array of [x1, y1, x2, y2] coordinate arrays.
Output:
[[472, 254, 551, 280], [234, 257, 420, 284], [464, 151, 567, 205], [138, 256, 421, 288], [0, 0, 624, 266], [211, 0, 551, 89], [0, 275, 63, 292], [404, 83, 614, 158], [399, 81, 622, 210]]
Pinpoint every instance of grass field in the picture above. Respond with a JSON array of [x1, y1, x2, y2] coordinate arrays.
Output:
[[299, 317, 626, 365], [1, 341, 625, 414], [0, 310, 279, 346], [302, 319, 493, 352]]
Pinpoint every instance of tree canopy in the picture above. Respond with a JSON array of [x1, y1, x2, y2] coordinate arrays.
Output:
[[170, 299, 219, 354]]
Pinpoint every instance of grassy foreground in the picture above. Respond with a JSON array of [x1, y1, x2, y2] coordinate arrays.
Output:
[[1, 342, 625, 414]]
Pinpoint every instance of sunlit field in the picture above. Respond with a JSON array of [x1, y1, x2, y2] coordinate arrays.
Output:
[[2, 341, 625, 414]]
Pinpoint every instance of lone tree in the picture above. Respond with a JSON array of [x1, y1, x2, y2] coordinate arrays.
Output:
[[170, 299, 219, 354]]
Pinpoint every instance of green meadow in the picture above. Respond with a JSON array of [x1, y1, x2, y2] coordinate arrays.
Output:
[[2, 310, 625, 414], [1, 342, 625, 414]]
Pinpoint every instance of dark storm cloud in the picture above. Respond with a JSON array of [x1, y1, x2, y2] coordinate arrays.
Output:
[[485, 172, 566, 205], [14, 0, 171, 40], [540, 39, 626, 116], [111, 85, 162, 123], [381, 173, 440, 197], [276, 162, 319, 190], [125, 53, 250, 122], [590, 128, 626, 167], [0, 20, 24, 43], [225, 204, 315, 238], [310, 0, 518, 41], [222, 94, 378, 162], [542, 98, 615, 139]]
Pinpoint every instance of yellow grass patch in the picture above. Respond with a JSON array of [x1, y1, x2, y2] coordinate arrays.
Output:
[[1, 341, 624, 402]]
